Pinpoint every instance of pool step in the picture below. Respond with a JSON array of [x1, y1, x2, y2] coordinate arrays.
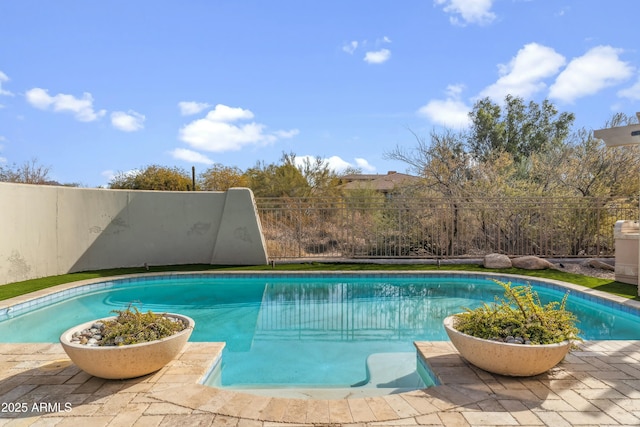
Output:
[[362, 352, 425, 389]]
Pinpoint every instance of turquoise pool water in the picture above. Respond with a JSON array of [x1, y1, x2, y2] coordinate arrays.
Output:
[[1, 273, 639, 391]]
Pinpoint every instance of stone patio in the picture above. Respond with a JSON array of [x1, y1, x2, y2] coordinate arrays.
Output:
[[1, 339, 640, 426]]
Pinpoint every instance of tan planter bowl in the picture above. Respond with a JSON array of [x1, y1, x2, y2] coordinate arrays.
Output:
[[60, 313, 195, 379], [443, 315, 571, 377]]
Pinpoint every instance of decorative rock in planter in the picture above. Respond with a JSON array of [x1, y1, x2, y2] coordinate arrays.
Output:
[[60, 313, 194, 379], [443, 315, 571, 376]]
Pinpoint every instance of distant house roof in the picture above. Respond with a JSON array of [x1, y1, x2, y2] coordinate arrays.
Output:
[[340, 171, 421, 193]]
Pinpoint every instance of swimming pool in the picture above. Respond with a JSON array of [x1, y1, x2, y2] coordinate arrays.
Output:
[[1, 272, 639, 394]]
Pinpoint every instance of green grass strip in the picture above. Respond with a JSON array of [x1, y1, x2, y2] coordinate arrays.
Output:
[[0, 263, 637, 302]]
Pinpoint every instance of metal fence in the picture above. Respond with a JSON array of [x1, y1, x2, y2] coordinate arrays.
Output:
[[255, 282, 446, 341], [256, 196, 638, 259]]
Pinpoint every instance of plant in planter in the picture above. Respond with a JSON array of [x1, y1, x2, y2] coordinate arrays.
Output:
[[443, 279, 580, 376], [86, 306, 189, 346], [60, 306, 195, 379]]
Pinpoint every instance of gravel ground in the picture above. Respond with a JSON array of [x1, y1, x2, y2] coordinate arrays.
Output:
[[555, 260, 615, 280]]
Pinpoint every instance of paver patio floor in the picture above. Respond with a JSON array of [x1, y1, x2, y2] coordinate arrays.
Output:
[[1, 340, 639, 426]]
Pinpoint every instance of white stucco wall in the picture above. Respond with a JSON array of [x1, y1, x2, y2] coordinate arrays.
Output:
[[0, 183, 268, 285], [614, 220, 639, 285]]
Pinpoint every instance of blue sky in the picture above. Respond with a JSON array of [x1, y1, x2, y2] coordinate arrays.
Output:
[[1, 1, 639, 187]]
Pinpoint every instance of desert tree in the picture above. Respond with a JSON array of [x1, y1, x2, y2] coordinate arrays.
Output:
[[244, 156, 310, 198], [386, 129, 469, 197], [0, 158, 53, 184], [109, 165, 193, 191], [199, 164, 248, 191]]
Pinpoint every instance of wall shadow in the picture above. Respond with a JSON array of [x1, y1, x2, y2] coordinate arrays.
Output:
[[0, 357, 152, 420]]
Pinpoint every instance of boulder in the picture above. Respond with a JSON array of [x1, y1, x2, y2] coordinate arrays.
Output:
[[581, 258, 615, 271], [511, 256, 554, 270], [483, 253, 512, 269]]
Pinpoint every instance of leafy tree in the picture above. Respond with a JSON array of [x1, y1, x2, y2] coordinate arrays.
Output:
[[199, 164, 248, 191], [468, 95, 575, 163], [109, 165, 193, 191], [387, 97, 579, 198]]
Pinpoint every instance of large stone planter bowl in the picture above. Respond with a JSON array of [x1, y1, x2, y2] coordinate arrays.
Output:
[[60, 313, 194, 379], [443, 315, 571, 377]]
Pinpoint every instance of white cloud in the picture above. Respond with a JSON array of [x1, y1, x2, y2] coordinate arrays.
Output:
[[434, 0, 496, 26], [325, 156, 354, 172], [549, 45, 634, 103], [25, 88, 106, 122], [617, 75, 640, 101], [445, 84, 464, 98], [178, 101, 211, 116], [418, 84, 471, 128], [479, 43, 566, 100], [418, 99, 471, 128], [111, 110, 145, 132], [295, 155, 376, 173], [274, 129, 300, 138], [364, 48, 391, 64], [25, 88, 52, 109], [169, 148, 214, 165], [345, 36, 391, 60], [355, 158, 376, 172], [207, 104, 254, 122], [342, 41, 358, 54], [179, 104, 298, 152], [325, 156, 375, 173], [0, 71, 13, 97]]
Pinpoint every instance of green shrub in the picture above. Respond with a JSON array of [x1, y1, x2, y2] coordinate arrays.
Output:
[[100, 306, 188, 346], [452, 280, 580, 345]]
